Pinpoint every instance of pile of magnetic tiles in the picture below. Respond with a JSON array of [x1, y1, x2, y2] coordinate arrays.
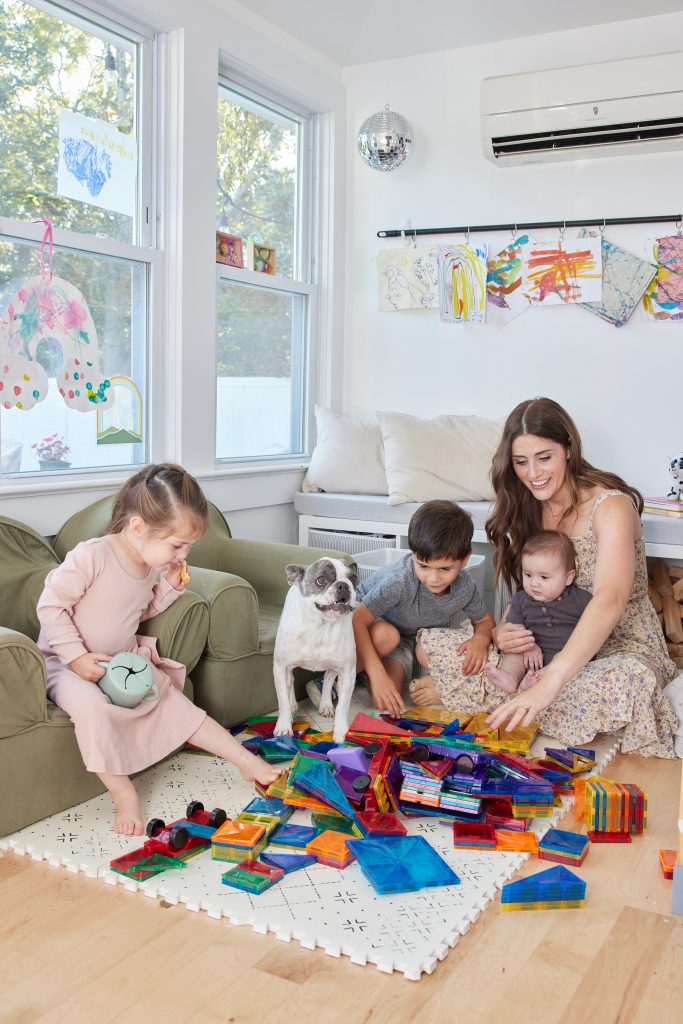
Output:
[[181, 708, 646, 905]]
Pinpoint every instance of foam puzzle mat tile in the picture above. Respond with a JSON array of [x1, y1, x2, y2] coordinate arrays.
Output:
[[0, 692, 621, 980]]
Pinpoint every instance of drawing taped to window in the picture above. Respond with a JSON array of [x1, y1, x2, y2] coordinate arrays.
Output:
[[58, 110, 137, 217]]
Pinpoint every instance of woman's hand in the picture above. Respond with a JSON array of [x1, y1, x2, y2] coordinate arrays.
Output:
[[493, 621, 536, 655], [486, 668, 564, 731]]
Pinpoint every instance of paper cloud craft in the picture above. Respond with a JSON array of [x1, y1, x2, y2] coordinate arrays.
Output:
[[0, 274, 111, 411]]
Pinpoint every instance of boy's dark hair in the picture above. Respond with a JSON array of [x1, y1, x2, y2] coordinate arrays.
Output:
[[408, 500, 473, 561], [522, 530, 576, 572]]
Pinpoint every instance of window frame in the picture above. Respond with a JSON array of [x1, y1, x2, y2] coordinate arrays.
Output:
[[0, 0, 161, 488], [214, 70, 319, 466]]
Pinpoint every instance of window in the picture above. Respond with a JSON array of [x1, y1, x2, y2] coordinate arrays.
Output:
[[215, 79, 314, 462], [0, 0, 155, 478]]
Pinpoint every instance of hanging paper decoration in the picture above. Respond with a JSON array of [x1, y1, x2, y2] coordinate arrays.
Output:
[[96, 376, 143, 444], [376, 245, 439, 311], [0, 220, 112, 411], [486, 235, 530, 326], [577, 232, 656, 328], [523, 237, 602, 305], [642, 236, 683, 322], [437, 243, 488, 323]]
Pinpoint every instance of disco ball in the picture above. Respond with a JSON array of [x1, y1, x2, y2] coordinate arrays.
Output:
[[357, 105, 414, 171]]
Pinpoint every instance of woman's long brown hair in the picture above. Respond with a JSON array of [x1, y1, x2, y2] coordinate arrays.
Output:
[[485, 398, 642, 593]]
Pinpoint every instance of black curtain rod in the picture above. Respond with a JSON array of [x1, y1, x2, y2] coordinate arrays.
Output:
[[377, 214, 682, 239]]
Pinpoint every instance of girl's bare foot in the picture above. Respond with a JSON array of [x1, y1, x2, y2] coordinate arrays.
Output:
[[484, 663, 519, 694], [408, 678, 442, 707], [112, 788, 143, 836]]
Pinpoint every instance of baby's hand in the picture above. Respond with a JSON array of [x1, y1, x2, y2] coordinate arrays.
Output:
[[70, 652, 110, 682], [523, 644, 544, 672]]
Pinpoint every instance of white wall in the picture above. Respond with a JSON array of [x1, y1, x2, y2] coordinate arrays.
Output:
[[342, 13, 683, 497], [0, 0, 347, 543]]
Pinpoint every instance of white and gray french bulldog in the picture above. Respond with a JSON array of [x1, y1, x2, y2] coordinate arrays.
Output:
[[273, 557, 357, 744], [668, 453, 683, 501]]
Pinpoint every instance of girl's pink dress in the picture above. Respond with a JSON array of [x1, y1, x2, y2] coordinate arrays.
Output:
[[37, 536, 206, 775]]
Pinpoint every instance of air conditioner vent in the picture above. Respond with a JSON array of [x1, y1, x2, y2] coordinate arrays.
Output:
[[492, 115, 683, 158]]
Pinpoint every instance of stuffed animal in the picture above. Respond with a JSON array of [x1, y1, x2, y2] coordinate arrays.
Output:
[[668, 454, 683, 501]]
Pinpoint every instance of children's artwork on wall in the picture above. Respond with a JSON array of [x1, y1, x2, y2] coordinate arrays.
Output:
[[96, 376, 143, 444], [577, 233, 656, 328], [642, 237, 683, 322], [246, 241, 276, 274], [57, 110, 137, 218], [215, 232, 244, 268], [376, 246, 439, 310], [486, 235, 530, 326], [522, 237, 602, 305], [437, 243, 488, 323]]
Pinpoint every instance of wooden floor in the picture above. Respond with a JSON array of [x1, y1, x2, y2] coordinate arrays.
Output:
[[2, 754, 682, 1024]]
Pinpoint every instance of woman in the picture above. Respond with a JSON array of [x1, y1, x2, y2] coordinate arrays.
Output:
[[411, 397, 678, 757]]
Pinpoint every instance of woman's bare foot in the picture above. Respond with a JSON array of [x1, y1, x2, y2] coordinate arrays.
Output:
[[408, 677, 442, 707], [484, 663, 520, 695], [239, 753, 283, 787], [519, 671, 540, 692]]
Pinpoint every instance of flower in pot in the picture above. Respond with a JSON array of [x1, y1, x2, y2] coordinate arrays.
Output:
[[32, 434, 72, 470]]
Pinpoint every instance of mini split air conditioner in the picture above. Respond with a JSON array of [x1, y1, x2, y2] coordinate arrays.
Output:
[[481, 52, 683, 165]]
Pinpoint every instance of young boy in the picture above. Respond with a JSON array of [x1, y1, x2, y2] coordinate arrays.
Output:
[[352, 500, 494, 717]]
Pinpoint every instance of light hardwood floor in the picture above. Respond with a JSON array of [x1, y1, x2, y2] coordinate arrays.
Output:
[[2, 753, 682, 1024]]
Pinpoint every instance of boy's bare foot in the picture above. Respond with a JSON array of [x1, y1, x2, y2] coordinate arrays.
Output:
[[408, 678, 442, 707], [112, 789, 144, 836], [519, 672, 540, 692], [484, 663, 519, 695]]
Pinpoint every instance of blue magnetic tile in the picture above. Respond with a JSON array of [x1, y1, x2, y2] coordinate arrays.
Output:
[[440, 719, 461, 736], [243, 797, 292, 820], [295, 761, 359, 820], [261, 850, 317, 874], [538, 828, 590, 857], [346, 836, 460, 894], [501, 865, 586, 904], [269, 823, 319, 849]]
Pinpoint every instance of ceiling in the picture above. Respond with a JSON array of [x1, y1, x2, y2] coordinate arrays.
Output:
[[236, 0, 683, 66]]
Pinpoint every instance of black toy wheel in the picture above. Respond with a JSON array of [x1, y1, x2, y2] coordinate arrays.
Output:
[[169, 825, 190, 850], [352, 774, 371, 793], [453, 753, 476, 775], [208, 807, 227, 827], [186, 800, 204, 819], [363, 742, 382, 755], [146, 817, 165, 838]]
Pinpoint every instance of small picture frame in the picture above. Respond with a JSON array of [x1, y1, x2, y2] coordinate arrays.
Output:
[[216, 231, 244, 268], [247, 240, 277, 275]]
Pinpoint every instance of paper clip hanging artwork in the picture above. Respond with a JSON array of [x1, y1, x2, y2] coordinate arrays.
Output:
[[437, 243, 488, 323], [522, 237, 602, 305], [486, 234, 530, 326], [578, 234, 656, 328], [376, 246, 439, 311], [0, 221, 112, 411], [642, 236, 683, 322]]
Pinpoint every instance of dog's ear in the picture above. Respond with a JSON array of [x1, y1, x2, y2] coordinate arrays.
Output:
[[347, 571, 358, 589], [285, 564, 306, 588]]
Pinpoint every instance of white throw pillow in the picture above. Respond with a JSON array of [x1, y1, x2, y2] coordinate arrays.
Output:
[[303, 405, 388, 495], [377, 411, 501, 505]]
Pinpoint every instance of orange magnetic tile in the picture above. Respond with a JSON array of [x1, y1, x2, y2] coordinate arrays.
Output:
[[495, 830, 539, 853]]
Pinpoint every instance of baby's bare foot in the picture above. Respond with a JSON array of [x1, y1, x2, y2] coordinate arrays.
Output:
[[519, 672, 540, 692], [484, 663, 519, 694]]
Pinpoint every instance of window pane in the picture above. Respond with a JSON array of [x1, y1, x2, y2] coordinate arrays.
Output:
[[0, 235, 147, 475], [0, 0, 138, 244], [216, 279, 304, 459], [217, 86, 298, 279]]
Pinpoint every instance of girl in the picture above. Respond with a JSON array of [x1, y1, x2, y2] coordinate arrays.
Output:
[[37, 463, 281, 837]]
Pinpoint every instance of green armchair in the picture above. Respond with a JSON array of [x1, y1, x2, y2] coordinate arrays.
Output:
[[53, 495, 354, 728], [0, 514, 209, 837]]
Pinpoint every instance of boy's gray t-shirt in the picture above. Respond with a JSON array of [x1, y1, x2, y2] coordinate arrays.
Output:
[[356, 553, 488, 635]]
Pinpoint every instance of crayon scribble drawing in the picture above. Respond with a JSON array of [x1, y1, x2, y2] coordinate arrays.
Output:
[[58, 109, 137, 217], [438, 243, 488, 323], [642, 237, 683, 322], [63, 137, 112, 198], [376, 246, 439, 311], [486, 234, 530, 325], [523, 237, 602, 305]]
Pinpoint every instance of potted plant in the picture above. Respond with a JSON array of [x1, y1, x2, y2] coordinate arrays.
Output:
[[32, 434, 72, 470]]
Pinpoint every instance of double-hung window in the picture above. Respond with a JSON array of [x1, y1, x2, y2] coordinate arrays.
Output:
[[0, 0, 156, 478], [215, 77, 315, 462]]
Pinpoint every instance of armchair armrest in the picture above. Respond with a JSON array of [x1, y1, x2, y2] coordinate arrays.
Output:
[[210, 537, 356, 608], [0, 627, 48, 737], [186, 566, 259, 660], [137, 589, 209, 674]]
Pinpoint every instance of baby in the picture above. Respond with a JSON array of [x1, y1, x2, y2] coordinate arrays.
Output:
[[485, 530, 592, 694]]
